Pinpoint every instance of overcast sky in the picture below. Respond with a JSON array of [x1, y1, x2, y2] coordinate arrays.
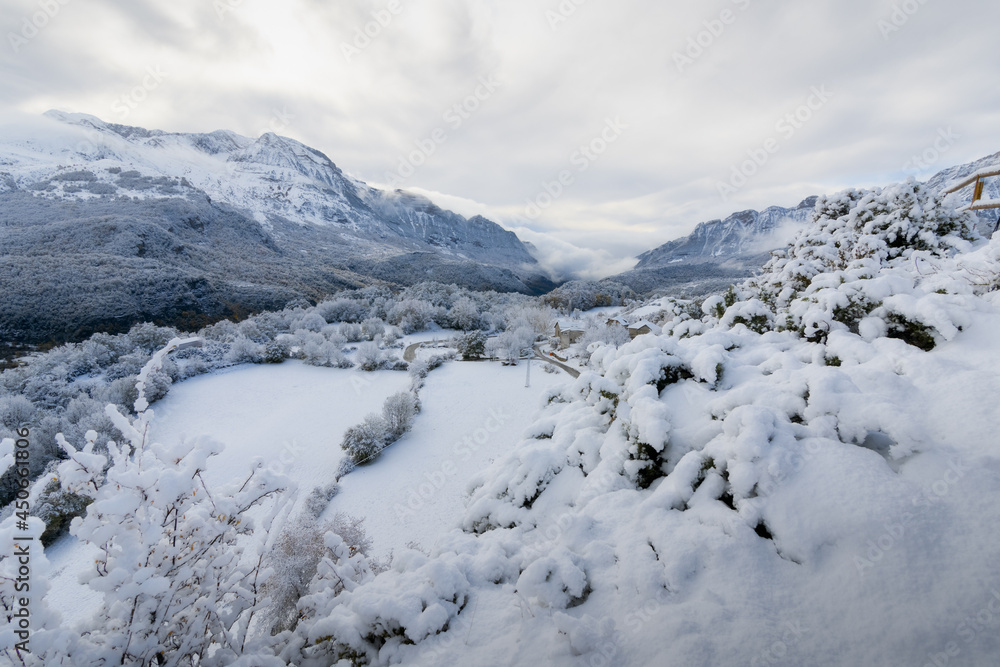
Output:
[[3, 0, 999, 278]]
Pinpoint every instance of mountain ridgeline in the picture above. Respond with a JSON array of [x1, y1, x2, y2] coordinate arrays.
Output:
[[608, 150, 1000, 297], [0, 112, 554, 343]]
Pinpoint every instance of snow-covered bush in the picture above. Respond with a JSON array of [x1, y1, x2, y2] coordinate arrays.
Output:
[[341, 414, 389, 465], [455, 330, 487, 360], [388, 298, 437, 333], [298, 331, 352, 368], [227, 335, 265, 364], [262, 336, 292, 364], [317, 297, 368, 324], [340, 322, 365, 343], [382, 391, 419, 441], [31, 471, 92, 546], [0, 395, 34, 429], [739, 181, 980, 346], [304, 483, 341, 519], [43, 338, 293, 665], [448, 297, 482, 331], [261, 515, 332, 635], [356, 342, 405, 372], [361, 317, 386, 341]]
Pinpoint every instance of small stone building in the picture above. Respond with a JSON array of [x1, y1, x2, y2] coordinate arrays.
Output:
[[554, 320, 586, 349], [627, 320, 661, 339]]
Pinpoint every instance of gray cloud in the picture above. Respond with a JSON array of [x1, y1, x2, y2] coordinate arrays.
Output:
[[2, 0, 999, 279]]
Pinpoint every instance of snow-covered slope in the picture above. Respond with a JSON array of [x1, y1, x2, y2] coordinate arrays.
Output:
[[614, 151, 1000, 297], [634, 197, 818, 270], [0, 112, 552, 342], [9, 110, 535, 266], [259, 181, 1000, 666]]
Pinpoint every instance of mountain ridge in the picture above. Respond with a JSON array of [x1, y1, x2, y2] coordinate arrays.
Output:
[[0, 112, 554, 343]]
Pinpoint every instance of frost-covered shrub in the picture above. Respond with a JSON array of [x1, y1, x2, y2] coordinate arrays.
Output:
[[304, 483, 341, 519], [356, 342, 388, 372], [455, 330, 487, 360], [263, 337, 292, 364], [340, 322, 365, 343], [262, 516, 332, 635], [341, 414, 389, 465], [361, 317, 386, 341], [382, 392, 418, 441], [0, 395, 35, 429], [734, 181, 980, 344], [47, 338, 293, 665], [293, 311, 328, 333], [382, 326, 403, 347], [101, 376, 139, 412], [125, 322, 178, 353], [32, 473, 92, 546], [449, 296, 482, 331], [336, 457, 356, 479], [226, 335, 265, 364], [105, 349, 151, 381], [299, 331, 352, 369], [200, 318, 240, 342], [388, 298, 436, 333], [317, 297, 368, 324]]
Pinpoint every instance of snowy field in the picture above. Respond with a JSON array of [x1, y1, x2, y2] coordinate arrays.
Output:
[[43, 352, 571, 628], [331, 360, 567, 559], [148, 361, 412, 491]]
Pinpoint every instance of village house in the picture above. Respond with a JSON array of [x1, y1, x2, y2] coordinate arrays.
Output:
[[627, 320, 661, 339], [554, 320, 586, 349]]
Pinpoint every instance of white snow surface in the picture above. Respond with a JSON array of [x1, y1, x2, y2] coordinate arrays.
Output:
[[31, 189, 1000, 665], [148, 361, 411, 491], [330, 360, 566, 560]]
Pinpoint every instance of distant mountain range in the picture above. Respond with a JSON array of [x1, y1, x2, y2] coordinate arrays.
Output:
[[0, 112, 554, 342], [2, 110, 997, 342], [609, 151, 1000, 296]]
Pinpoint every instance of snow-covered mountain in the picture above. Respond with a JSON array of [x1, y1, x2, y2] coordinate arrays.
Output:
[[633, 197, 818, 270], [612, 151, 1000, 297], [0, 112, 554, 342], [607, 198, 817, 297]]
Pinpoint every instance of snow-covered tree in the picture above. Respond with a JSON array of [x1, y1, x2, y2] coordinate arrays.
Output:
[[455, 330, 487, 360], [448, 297, 482, 331], [382, 391, 418, 441], [341, 414, 389, 465], [51, 338, 293, 666]]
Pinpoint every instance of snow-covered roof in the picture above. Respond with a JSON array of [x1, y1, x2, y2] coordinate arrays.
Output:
[[555, 319, 586, 333], [628, 319, 661, 334], [607, 316, 628, 326]]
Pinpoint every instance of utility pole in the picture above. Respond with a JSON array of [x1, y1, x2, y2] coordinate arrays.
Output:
[[525, 350, 531, 388]]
